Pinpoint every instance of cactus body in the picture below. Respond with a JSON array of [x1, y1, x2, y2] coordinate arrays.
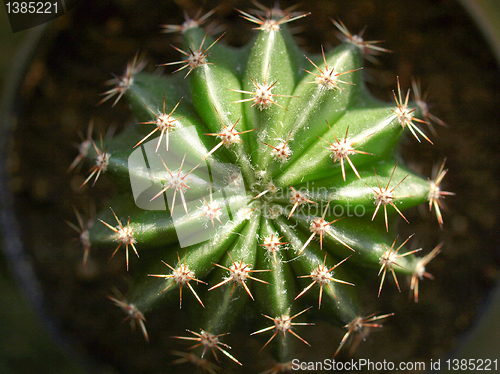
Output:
[[72, 4, 452, 371]]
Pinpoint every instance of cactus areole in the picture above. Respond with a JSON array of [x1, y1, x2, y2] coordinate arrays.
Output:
[[71, 4, 452, 371]]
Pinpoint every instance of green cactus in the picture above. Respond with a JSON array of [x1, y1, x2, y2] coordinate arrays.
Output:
[[69, 3, 452, 372]]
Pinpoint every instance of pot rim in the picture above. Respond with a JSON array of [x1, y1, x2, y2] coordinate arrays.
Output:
[[0, 21, 98, 374]]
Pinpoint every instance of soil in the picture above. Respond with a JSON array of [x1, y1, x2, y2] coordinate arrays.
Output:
[[7, 0, 500, 373]]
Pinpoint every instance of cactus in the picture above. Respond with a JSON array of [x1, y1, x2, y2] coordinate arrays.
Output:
[[69, 3, 452, 372]]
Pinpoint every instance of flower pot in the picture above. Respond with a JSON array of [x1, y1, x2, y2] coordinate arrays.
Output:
[[0, 20, 92, 374]]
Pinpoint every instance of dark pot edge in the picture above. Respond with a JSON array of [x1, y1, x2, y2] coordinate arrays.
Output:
[[0, 21, 100, 374]]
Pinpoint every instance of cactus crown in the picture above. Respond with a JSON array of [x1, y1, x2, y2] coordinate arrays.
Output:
[[69, 2, 452, 372]]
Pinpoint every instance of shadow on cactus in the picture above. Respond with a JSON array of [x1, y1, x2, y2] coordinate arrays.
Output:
[[69, 3, 453, 372]]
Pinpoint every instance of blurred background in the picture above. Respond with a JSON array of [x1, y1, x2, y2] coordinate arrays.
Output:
[[0, 7, 88, 374]]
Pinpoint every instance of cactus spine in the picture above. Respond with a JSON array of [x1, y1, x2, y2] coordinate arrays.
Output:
[[69, 3, 452, 372]]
